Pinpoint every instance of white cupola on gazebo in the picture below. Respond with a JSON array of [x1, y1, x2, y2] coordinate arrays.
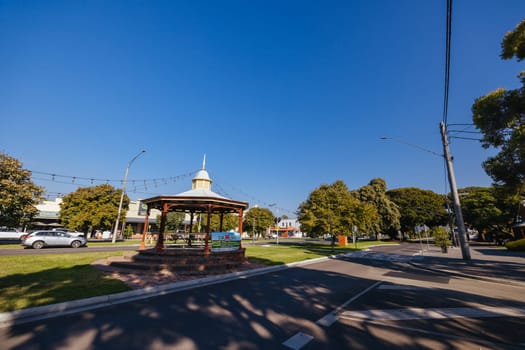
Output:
[[192, 154, 212, 191]]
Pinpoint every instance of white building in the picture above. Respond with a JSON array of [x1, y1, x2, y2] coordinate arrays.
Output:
[[32, 198, 160, 234]]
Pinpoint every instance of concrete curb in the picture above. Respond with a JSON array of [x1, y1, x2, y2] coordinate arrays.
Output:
[[0, 253, 341, 328], [408, 261, 525, 287]]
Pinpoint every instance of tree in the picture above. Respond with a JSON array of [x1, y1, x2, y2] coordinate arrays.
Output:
[[459, 187, 502, 233], [0, 153, 44, 228], [157, 212, 186, 232], [297, 180, 379, 239], [472, 18, 525, 195], [209, 213, 239, 232], [244, 207, 274, 239], [60, 184, 127, 234], [386, 187, 448, 234], [459, 186, 521, 238], [353, 178, 400, 238]]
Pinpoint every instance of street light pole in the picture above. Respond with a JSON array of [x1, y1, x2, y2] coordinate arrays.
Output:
[[112, 150, 146, 244]]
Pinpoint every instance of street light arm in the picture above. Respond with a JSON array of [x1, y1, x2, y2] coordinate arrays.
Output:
[[128, 150, 146, 168], [112, 150, 146, 244], [380, 136, 443, 158]]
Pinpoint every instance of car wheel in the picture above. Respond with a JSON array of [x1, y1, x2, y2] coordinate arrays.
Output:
[[71, 240, 82, 248], [32, 241, 45, 249]]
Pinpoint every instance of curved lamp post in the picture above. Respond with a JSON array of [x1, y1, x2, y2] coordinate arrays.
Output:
[[112, 150, 146, 244]]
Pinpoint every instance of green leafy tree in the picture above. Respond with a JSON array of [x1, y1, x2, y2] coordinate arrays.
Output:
[[501, 18, 525, 61], [60, 184, 127, 234], [192, 213, 239, 232], [472, 18, 525, 195], [244, 207, 275, 238], [459, 186, 523, 237], [209, 213, 239, 232], [387, 187, 448, 234], [353, 178, 400, 238], [0, 153, 44, 228], [157, 212, 186, 232], [459, 187, 502, 232], [297, 180, 379, 239]]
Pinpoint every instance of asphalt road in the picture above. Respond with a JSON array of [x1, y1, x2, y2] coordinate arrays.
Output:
[[0, 243, 139, 256], [2, 244, 525, 349]]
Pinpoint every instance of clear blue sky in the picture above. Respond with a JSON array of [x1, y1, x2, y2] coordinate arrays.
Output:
[[1, 1, 524, 217]]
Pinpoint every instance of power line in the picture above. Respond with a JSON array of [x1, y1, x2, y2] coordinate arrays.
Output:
[[442, 0, 453, 125]]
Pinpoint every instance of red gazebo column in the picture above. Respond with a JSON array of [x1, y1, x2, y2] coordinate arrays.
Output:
[[155, 203, 168, 252], [204, 204, 212, 254], [238, 208, 244, 249], [140, 208, 150, 250]]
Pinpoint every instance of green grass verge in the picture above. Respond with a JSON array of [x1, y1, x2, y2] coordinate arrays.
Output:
[[0, 240, 393, 312], [506, 238, 525, 251], [244, 241, 382, 265], [0, 252, 132, 312]]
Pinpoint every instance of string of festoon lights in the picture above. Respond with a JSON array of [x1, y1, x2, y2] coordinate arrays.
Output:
[[213, 178, 296, 216], [30, 169, 199, 198], [30, 169, 296, 215]]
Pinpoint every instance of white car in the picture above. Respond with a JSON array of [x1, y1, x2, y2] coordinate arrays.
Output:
[[0, 228, 26, 240], [52, 228, 85, 237], [21, 230, 88, 249]]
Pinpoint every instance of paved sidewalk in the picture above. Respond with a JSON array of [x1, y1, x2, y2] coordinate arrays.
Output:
[[410, 243, 525, 285]]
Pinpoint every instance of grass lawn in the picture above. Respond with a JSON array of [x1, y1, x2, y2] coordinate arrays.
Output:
[[0, 240, 393, 312], [0, 251, 132, 312], [244, 241, 379, 265]]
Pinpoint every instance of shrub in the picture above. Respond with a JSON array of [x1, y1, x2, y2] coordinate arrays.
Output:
[[124, 225, 134, 239], [432, 226, 451, 247], [505, 238, 525, 251]]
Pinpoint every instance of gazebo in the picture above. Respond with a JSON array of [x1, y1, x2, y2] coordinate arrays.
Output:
[[139, 157, 249, 254]]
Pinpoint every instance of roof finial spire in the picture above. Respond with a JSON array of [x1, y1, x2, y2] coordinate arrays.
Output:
[[202, 153, 206, 170]]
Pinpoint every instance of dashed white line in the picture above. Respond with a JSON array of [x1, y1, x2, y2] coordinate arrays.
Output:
[[316, 280, 383, 327], [340, 306, 525, 321], [377, 285, 427, 290], [316, 312, 337, 327], [282, 280, 384, 349], [282, 332, 314, 350]]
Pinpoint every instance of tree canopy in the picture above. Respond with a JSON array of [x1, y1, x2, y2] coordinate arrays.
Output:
[[353, 178, 400, 238], [458, 186, 503, 232], [386, 187, 448, 233], [472, 17, 525, 195], [0, 153, 44, 228], [158, 212, 186, 232], [243, 206, 275, 238], [209, 213, 239, 232], [297, 180, 379, 238], [59, 184, 127, 234]]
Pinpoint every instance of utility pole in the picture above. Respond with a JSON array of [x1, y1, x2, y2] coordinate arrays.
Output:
[[440, 122, 471, 260]]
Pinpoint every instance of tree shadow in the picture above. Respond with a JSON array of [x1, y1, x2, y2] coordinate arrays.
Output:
[[4, 256, 525, 349]]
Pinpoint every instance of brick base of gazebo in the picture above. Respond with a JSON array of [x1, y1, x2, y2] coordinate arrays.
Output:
[[109, 247, 246, 274]]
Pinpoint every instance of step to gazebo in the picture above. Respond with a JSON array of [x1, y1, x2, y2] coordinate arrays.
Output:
[[107, 247, 246, 274]]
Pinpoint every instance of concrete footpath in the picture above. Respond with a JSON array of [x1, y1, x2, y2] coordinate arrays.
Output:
[[409, 243, 525, 285], [1, 244, 523, 328]]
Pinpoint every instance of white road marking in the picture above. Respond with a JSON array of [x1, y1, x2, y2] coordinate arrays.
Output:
[[316, 280, 383, 327], [282, 332, 314, 350], [316, 312, 337, 327], [344, 251, 414, 262], [341, 306, 525, 321], [377, 285, 427, 290]]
